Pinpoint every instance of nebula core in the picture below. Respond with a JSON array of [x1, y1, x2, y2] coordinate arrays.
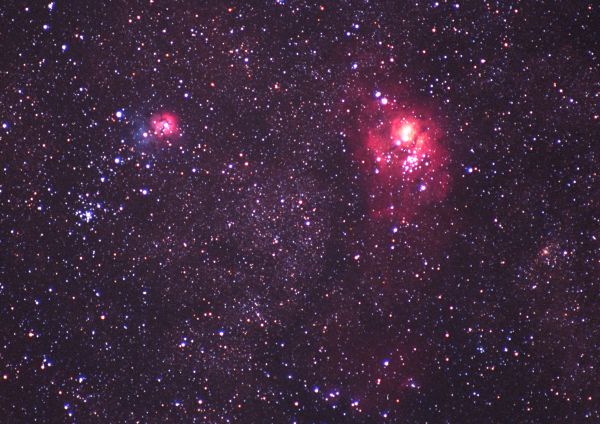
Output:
[[150, 112, 179, 139]]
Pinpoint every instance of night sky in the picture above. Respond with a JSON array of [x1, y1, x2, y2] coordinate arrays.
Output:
[[1, 1, 598, 422]]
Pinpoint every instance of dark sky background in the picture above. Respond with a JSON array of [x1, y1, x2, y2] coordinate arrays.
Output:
[[1, 1, 598, 422]]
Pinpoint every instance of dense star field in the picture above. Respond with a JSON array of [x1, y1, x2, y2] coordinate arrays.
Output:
[[1, 1, 598, 422]]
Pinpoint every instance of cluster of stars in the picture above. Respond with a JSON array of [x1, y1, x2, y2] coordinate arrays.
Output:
[[0, 1, 597, 422]]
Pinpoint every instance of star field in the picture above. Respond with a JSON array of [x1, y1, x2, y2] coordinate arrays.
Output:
[[1, 1, 598, 422]]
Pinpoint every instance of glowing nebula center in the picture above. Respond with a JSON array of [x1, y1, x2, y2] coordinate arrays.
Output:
[[150, 112, 178, 138], [395, 122, 416, 145]]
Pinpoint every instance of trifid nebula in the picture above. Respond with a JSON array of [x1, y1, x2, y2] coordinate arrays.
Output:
[[1, 1, 598, 423]]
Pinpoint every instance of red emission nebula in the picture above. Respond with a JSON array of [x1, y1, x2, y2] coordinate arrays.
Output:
[[150, 112, 179, 139], [356, 103, 451, 220]]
